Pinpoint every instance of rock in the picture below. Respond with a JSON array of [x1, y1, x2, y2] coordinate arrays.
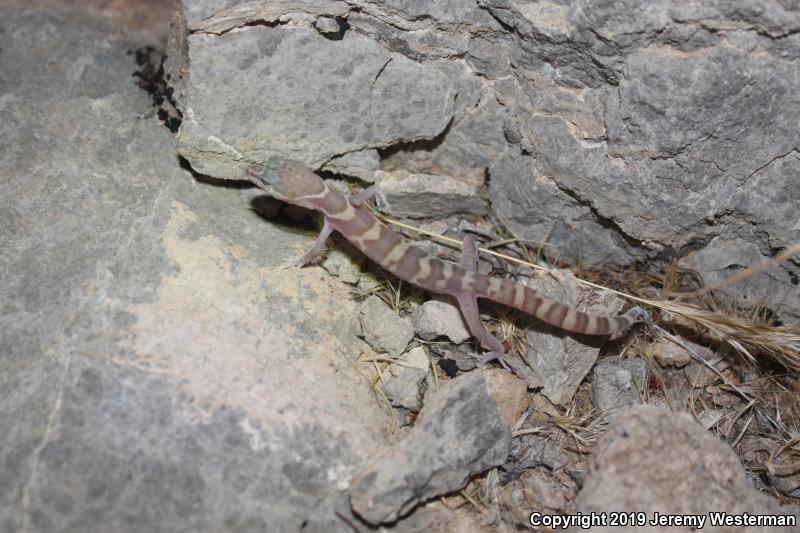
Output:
[[500, 469, 576, 525], [359, 295, 414, 356], [169, 0, 800, 321], [412, 299, 471, 344], [349, 371, 512, 524], [321, 149, 380, 182], [380, 346, 430, 412], [374, 169, 487, 218], [484, 368, 529, 428], [591, 357, 649, 420], [575, 405, 799, 532], [175, 23, 455, 179], [525, 269, 628, 406], [313, 15, 344, 36], [0, 2, 387, 531], [484, 1, 800, 318], [320, 241, 364, 285], [650, 337, 693, 368], [679, 236, 797, 318]]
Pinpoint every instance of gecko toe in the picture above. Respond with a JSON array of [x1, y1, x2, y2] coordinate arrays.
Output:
[[480, 351, 511, 371]]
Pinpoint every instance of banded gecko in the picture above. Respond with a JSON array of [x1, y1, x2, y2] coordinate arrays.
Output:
[[245, 159, 645, 365]]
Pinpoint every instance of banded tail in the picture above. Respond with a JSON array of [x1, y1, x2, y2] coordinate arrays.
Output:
[[479, 277, 643, 335]]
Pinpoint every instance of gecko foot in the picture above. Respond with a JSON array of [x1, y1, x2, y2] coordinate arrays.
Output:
[[350, 185, 390, 211], [480, 350, 511, 372], [631, 306, 656, 334]]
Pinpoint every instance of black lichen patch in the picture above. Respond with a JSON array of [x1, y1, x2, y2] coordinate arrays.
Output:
[[130, 46, 182, 133], [437, 358, 458, 378]]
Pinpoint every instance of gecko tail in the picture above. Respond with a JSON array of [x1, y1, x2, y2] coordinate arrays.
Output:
[[483, 278, 645, 336]]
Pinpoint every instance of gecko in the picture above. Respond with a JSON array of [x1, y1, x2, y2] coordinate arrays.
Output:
[[244, 159, 645, 365]]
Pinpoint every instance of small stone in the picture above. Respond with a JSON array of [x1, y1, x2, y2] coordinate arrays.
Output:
[[320, 241, 364, 285], [412, 300, 470, 343], [375, 169, 487, 218], [380, 346, 430, 412], [359, 295, 414, 356], [313, 16, 342, 35], [484, 368, 529, 428], [591, 357, 648, 420], [650, 338, 692, 368]]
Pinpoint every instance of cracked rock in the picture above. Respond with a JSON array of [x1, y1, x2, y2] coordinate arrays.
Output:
[[349, 371, 512, 524], [175, 24, 455, 179], [359, 295, 414, 356]]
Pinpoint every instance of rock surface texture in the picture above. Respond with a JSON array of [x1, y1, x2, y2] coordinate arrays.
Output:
[[4, 0, 800, 532], [170, 0, 800, 322], [1, 2, 387, 531], [575, 405, 800, 532], [349, 371, 512, 524]]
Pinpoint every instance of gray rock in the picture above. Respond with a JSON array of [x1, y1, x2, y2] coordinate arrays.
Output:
[[375, 169, 487, 218], [314, 15, 343, 35], [319, 241, 365, 285], [349, 371, 511, 524], [574, 405, 799, 532], [169, 0, 800, 321], [0, 3, 388, 531], [321, 149, 380, 182], [359, 295, 414, 356], [380, 346, 430, 412], [591, 358, 649, 420], [412, 300, 471, 344], [680, 236, 797, 317], [175, 24, 455, 179], [483, 0, 800, 318], [177, 0, 350, 35], [525, 269, 628, 406], [489, 141, 636, 268]]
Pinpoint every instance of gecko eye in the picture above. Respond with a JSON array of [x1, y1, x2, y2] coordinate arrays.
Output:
[[244, 159, 283, 190]]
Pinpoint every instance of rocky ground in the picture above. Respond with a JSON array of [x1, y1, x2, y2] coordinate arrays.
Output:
[[1, 1, 799, 532]]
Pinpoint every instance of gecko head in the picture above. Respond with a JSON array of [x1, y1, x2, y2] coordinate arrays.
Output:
[[245, 159, 326, 206]]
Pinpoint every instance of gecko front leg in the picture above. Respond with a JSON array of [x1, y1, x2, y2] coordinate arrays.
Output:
[[456, 235, 510, 370], [349, 185, 389, 210], [291, 218, 333, 267]]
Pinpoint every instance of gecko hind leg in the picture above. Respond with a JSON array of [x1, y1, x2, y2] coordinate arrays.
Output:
[[456, 236, 509, 369], [454, 291, 510, 371], [290, 218, 333, 268]]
